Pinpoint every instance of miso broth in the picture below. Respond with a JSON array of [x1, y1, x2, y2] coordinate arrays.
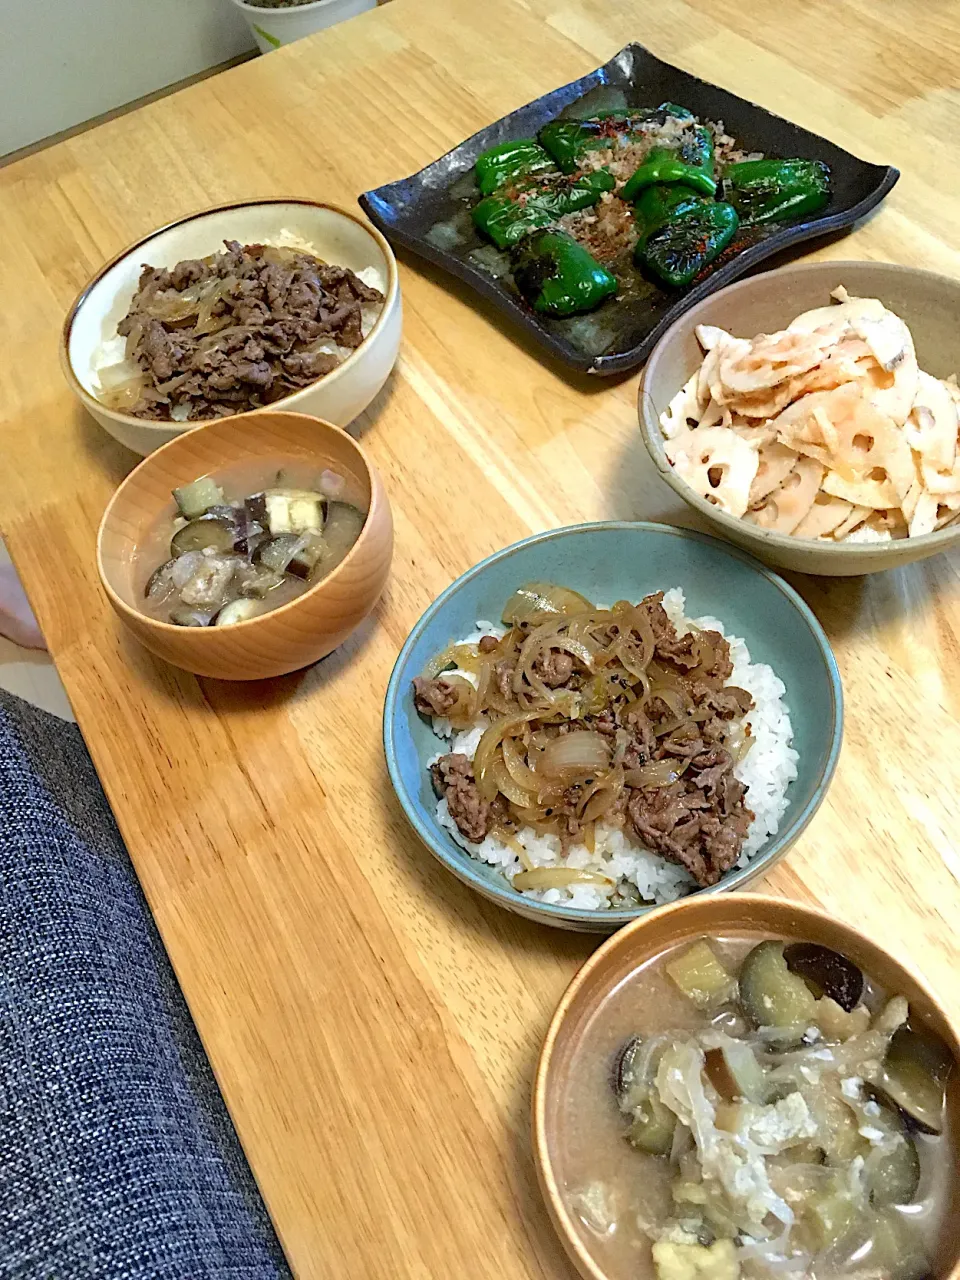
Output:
[[557, 935, 957, 1280], [136, 457, 368, 627]]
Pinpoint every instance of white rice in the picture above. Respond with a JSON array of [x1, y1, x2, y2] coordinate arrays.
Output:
[[430, 590, 798, 911]]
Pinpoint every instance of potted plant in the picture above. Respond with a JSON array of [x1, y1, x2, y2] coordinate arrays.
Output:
[[231, 0, 379, 54]]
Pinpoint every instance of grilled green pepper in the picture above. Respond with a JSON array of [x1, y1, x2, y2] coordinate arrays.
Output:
[[639, 200, 739, 288], [538, 118, 612, 173], [474, 138, 557, 196], [472, 170, 616, 250], [538, 103, 694, 173], [472, 194, 554, 248], [722, 158, 830, 226], [632, 184, 707, 244], [511, 229, 617, 316], [622, 127, 717, 200]]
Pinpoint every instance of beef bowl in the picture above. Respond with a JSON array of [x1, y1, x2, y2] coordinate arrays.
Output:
[[383, 522, 842, 932], [62, 199, 402, 456]]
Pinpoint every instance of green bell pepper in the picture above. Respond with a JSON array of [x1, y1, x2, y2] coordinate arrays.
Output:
[[622, 127, 717, 201], [632, 184, 707, 245], [538, 103, 695, 173], [472, 169, 617, 250], [472, 193, 555, 249], [722, 158, 831, 226], [538, 119, 610, 173], [511, 229, 617, 316], [474, 138, 557, 196], [639, 200, 739, 288]]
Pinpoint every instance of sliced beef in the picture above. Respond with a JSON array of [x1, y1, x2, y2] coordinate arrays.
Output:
[[430, 754, 496, 844], [627, 786, 694, 849], [621, 706, 656, 767], [689, 747, 734, 794], [637, 591, 677, 650], [656, 629, 700, 670], [533, 649, 575, 688], [412, 677, 459, 717], [658, 729, 705, 760], [696, 629, 734, 683], [495, 661, 515, 700], [170, 259, 208, 290], [691, 681, 754, 719], [281, 350, 341, 383], [634, 589, 735, 688], [625, 738, 755, 887], [113, 240, 384, 421]]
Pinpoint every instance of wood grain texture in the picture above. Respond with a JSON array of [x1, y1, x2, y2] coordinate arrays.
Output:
[[0, 1, 958, 1274]]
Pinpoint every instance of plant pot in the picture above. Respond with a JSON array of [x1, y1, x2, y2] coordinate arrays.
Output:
[[231, 0, 378, 53]]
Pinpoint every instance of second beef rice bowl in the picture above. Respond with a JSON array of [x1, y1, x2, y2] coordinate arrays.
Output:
[[412, 583, 797, 910], [92, 233, 385, 422]]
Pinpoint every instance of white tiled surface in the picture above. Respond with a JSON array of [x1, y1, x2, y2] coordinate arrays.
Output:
[[0, 540, 75, 721]]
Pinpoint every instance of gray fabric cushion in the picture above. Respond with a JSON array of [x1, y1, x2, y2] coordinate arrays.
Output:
[[0, 691, 291, 1279]]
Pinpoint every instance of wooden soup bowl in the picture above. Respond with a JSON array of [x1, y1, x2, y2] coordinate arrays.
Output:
[[97, 411, 393, 680], [534, 893, 960, 1280]]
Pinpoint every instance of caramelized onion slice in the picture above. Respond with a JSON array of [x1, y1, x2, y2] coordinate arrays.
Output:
[[624, 759, 687, 789], [539, 731, 610, 780], [100, 374, 149, 412], [512, 867, 612, 891], [420, 643, 458, 680], [473, 711, 543, 801], [491, 756, 537, 808], [501, 582, 594, 625]]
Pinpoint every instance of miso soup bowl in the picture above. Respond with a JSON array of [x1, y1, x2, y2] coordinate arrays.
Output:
[[97, 410, 393, 680], [62, 198, 401, 456], [534, 893, 960, 1280]]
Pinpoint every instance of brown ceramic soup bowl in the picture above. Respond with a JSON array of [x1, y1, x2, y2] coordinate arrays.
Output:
[[97, 411, 393, 680], [533, 894, 960, 1280]]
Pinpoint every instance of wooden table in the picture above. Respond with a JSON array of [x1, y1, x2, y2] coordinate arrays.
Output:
[[2, 1, 959, 1273]]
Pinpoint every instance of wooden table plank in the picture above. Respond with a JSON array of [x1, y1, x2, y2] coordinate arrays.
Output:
[[1, 0, 959, 1273]]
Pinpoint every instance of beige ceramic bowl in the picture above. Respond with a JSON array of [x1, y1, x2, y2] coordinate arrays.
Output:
[[97, 410, 393, 680], [534, 893, 960, 1280], [62, 198, 402, 456], [638, 261, 960, 575]]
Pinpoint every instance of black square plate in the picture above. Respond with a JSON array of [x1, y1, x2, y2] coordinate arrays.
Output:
[[359, 43, 898, 375]]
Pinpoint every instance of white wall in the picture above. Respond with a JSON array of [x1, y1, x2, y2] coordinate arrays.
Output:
[[1, 0, 256, 156]]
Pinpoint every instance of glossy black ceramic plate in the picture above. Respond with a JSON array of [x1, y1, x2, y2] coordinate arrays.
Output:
[[359, 43, 898, 375]]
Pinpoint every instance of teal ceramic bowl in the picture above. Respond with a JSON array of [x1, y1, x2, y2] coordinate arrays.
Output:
[[383, 523, 842, 933]]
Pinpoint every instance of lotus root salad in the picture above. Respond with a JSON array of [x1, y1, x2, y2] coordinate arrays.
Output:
[[558, 936, 956, 1280], [660, 287, 960, 541], [411, 583, 797, 909]]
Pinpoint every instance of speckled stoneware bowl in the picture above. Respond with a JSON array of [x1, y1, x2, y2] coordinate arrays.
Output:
[[638, 260, 960, 576], [383, 523, 842, 933]]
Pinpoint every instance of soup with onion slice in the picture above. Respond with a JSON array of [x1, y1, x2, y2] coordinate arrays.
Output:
[[557, 936, 957, 1280]]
